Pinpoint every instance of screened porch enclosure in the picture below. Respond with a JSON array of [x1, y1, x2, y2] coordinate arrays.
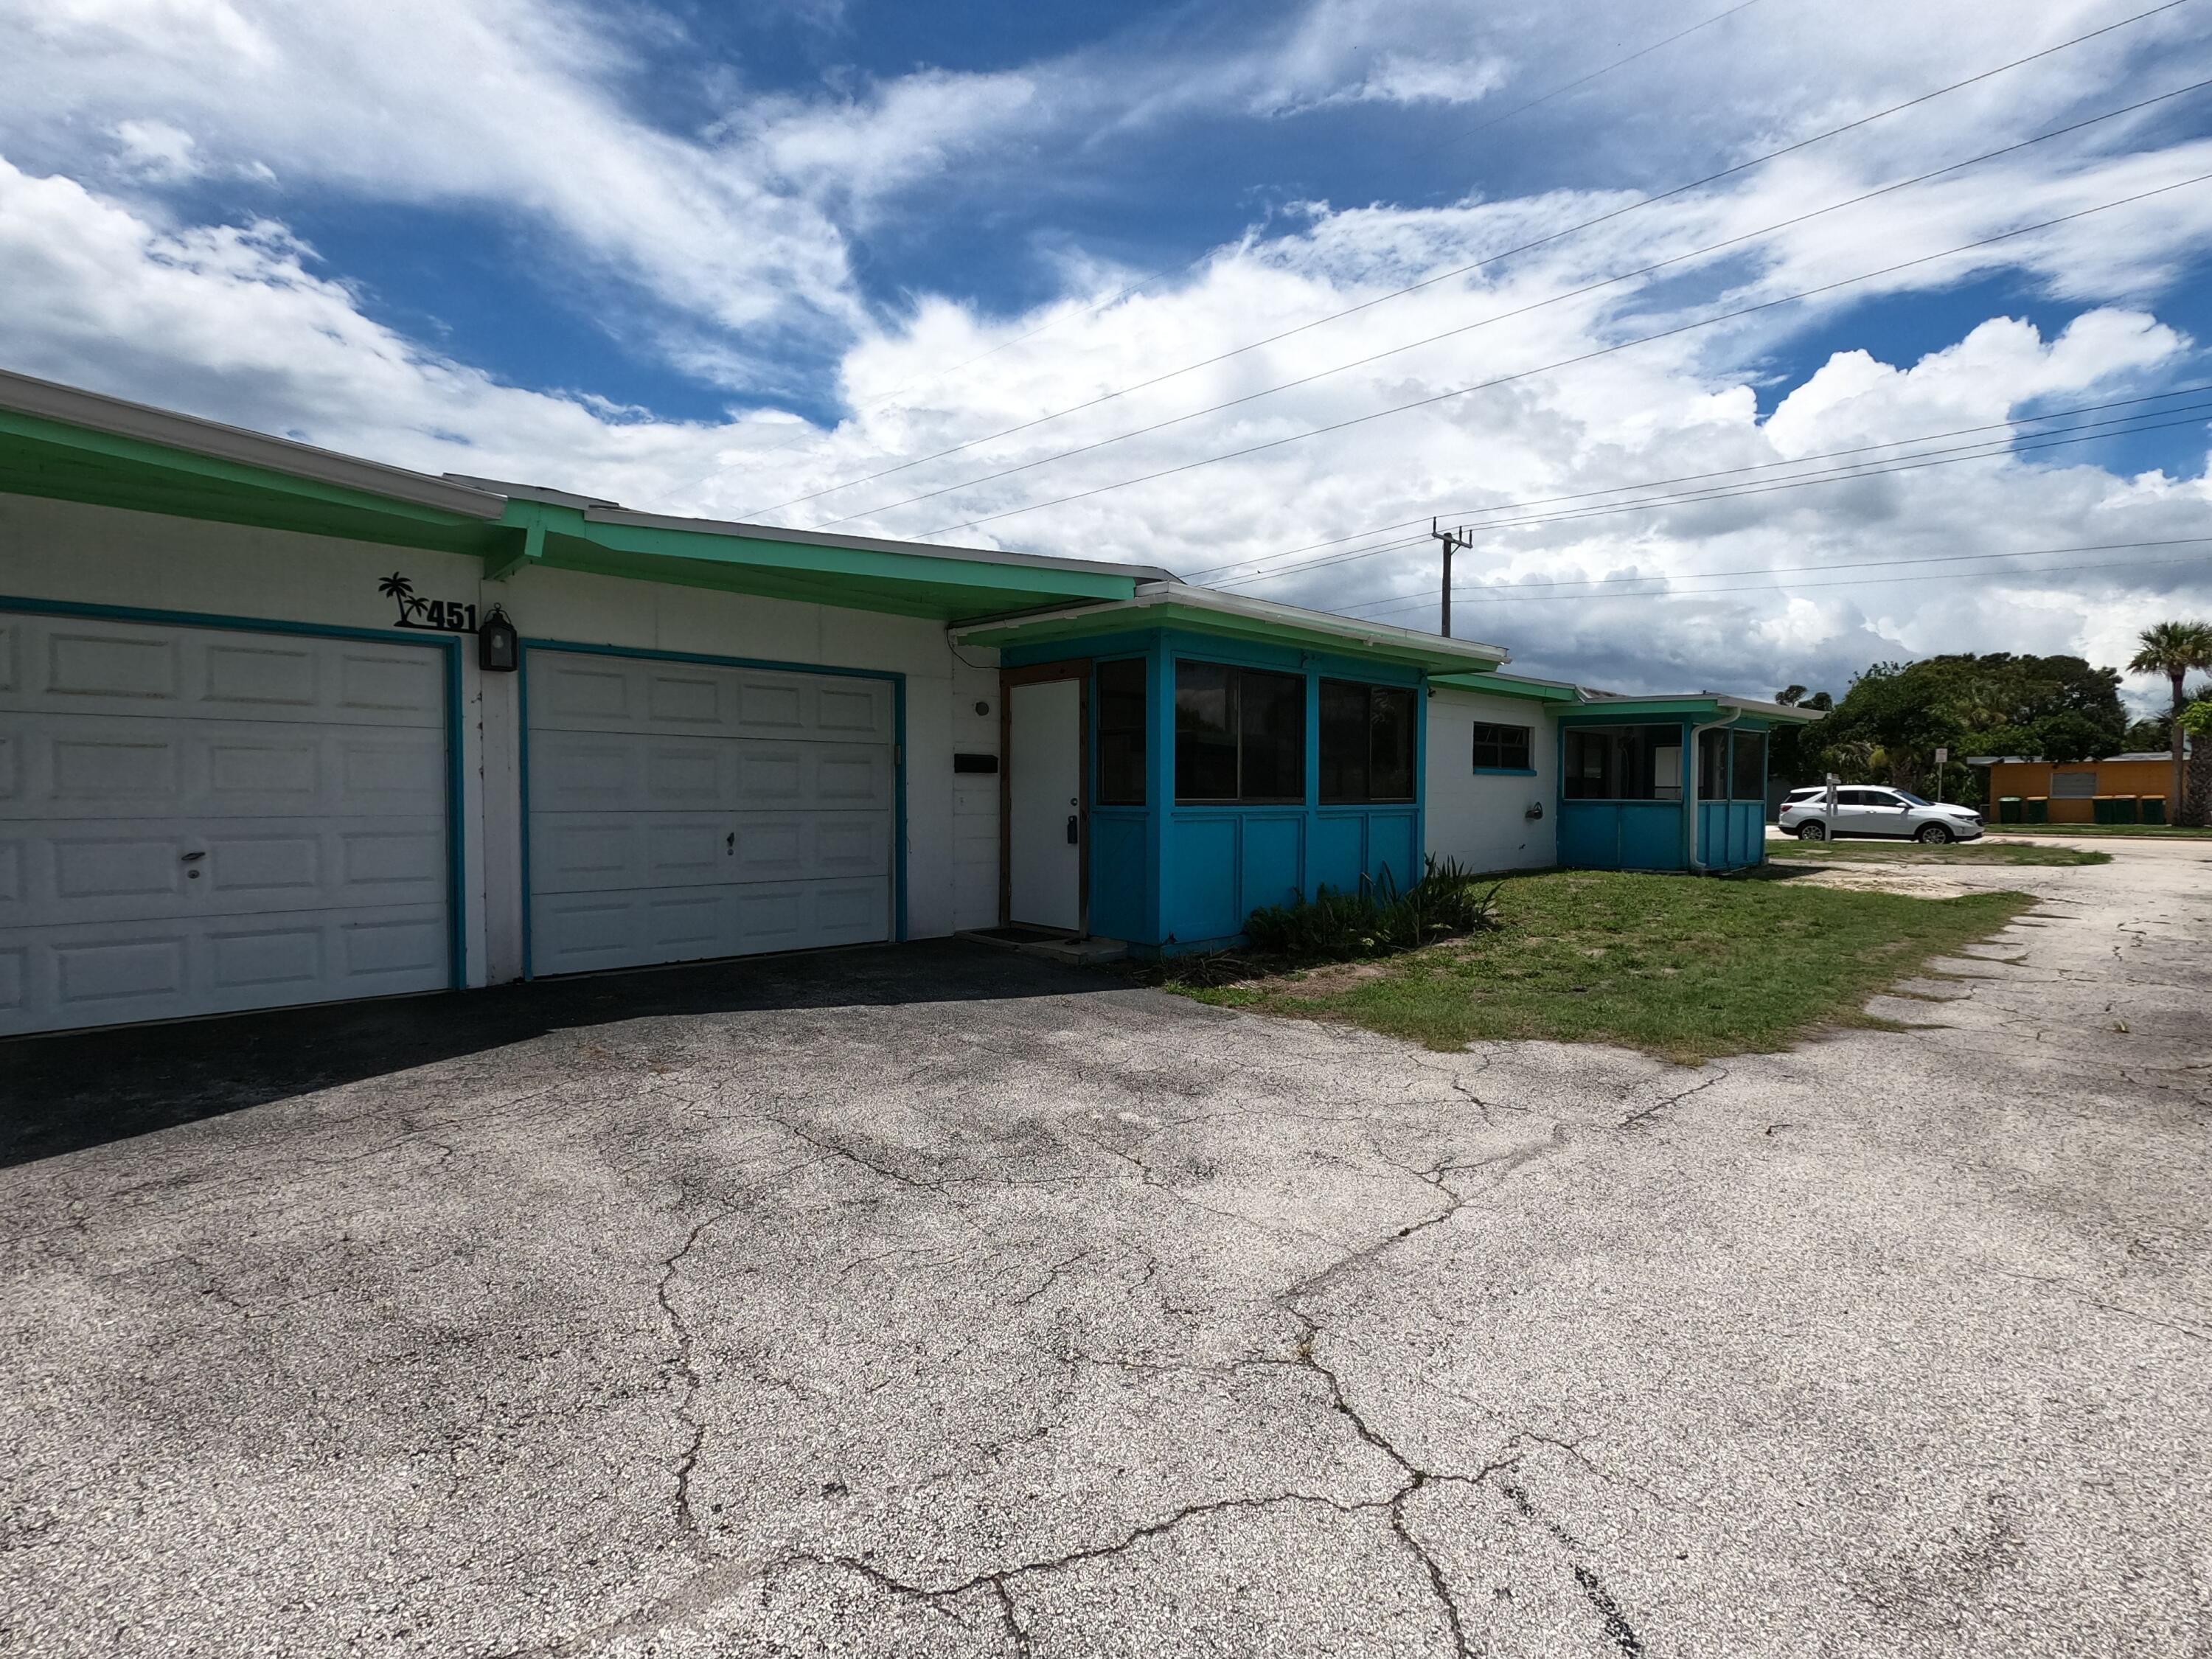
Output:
[[1002, 626, 1430, 953], [1557, 711, 1772, 872]]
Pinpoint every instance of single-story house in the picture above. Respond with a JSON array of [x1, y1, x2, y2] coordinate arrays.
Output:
[[0, 369, 1815, 1037], [1966, 749, 2188, 824]]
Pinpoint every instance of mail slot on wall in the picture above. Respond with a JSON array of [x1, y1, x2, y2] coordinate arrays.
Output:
[[953, 753, 1000, 774]]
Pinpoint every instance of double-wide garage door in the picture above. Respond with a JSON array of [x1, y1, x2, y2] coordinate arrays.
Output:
[[525, 647, 895, 975], [0, 611, 453, 1037]]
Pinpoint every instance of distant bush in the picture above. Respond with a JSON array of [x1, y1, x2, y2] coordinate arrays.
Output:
[[1242, 857, 1500, 961]]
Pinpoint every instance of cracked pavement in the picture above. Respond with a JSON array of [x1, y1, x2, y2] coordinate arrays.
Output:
[[2, 844, 2208, 1657]]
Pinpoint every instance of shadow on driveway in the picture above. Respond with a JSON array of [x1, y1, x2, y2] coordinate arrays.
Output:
[[1, 938, 1111, 1169]]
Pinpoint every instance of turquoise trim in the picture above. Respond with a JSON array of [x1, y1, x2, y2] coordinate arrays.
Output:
[[1474, 767, 1539, 777], [515, 636, 910, 975], [0, 593, 468, 990], [516, 647, 535, 979]]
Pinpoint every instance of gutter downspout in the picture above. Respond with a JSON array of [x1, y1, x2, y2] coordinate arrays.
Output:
[[1685, 712, 1742, 874]]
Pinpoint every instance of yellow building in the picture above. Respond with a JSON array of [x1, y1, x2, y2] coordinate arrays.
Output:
[[1969, 749, 2187, 824]]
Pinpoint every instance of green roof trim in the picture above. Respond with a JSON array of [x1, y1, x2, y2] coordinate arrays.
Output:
[[952, 593, 1510, 673], [1432, 671, 1580, 703], [1558, 695, 1824, 723]]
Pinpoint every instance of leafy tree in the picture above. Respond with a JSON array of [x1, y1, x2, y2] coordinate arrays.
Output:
[[1767, 686, 1837, 788], [1808, 654, 2126, 801], [2127, 620, 2212, 815]]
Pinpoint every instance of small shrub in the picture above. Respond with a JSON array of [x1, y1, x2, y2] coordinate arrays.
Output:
[[1243, 857, 1500, 961]]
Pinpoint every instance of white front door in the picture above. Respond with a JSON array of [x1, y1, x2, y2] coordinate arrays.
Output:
[[525, 647, 896, 976], [0, 611, 453, 1036], [1008, 678, 1081, 931]]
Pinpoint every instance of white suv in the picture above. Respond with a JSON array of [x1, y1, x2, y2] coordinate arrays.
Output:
[[1778, 786, 1985, 844]]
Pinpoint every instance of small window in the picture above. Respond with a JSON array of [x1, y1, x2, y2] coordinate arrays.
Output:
[[2050, 771, 2096, 799], [1471, 721, 1532, 773], [1320, 681, 1416, 803], [1096, 658, 1147, 806], [1175, 662, 1305, 804]]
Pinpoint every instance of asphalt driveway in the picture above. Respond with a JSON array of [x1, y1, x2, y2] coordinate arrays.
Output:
[[4, 849, 2208, 1657]]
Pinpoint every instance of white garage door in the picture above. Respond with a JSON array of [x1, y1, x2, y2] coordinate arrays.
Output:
[[0, 611, 453, 1037], [525, 647, 896, 975]]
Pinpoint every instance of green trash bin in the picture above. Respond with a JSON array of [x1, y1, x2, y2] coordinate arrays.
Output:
[[2143, 794, 2168, 826], [2093, 795, 2137, 825], [2025, 796, 2049, 824], [1998, 796, 2023, 824]]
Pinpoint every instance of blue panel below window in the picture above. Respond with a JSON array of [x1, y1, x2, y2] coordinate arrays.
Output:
[[1239, 815, 1305, 916], [1089, 810, 1152, 939], [1560, 801, 1686, 870], [1169, 816, 1242, 943], [1311, 813, 1366, 896], [1366, 810, 1419, 891]]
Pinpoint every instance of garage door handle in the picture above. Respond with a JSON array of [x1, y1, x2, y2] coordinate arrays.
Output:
[[1066, 815, 1079, 845], [180, 850, 206, 862]]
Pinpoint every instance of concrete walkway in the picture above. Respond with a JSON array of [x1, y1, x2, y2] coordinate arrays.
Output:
[[3, 848, 2206, 1657]]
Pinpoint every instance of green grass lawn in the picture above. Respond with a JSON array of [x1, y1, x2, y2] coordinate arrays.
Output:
[[1166, 868, 2032, 1064], [1980, 821, 2212, 839], [1766, 840, 2110, 866]]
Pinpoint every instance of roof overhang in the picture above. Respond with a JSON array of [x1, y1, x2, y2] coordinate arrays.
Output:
[[948, 584, 1512, 672], [1431, 670, 1582, 703], [0, 369, 1172, 622], [1559, 693, 1826, 723]]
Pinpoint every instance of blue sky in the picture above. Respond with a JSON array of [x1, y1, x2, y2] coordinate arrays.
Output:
[[2, 0, 2210, 703]]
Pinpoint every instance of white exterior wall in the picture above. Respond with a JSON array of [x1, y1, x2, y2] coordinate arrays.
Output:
[[1425, 686, 1559, 872], [0, 493, 1003, 990]]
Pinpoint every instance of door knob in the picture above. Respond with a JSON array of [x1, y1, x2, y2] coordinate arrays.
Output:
[[1065, 815, 1079, 845]]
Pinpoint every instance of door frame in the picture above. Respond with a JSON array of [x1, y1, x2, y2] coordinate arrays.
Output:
[[999, 659, 1091, 935], [517, 637, 908, 978], [0, 593, 469, 993]]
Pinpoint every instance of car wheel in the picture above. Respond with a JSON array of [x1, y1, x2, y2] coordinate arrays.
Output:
[[1916, 823, 1953, 844], [1796, 821, 1827, 841]]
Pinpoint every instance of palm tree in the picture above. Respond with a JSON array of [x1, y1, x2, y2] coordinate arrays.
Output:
[[2128, 620, 2212, 818]]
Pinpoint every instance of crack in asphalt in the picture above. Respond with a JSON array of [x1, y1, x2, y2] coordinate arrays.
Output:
[[1616, 1067, 1729, 1130]]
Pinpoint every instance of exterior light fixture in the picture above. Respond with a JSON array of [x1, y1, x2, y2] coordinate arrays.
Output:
[[478, 604, 520, 672]]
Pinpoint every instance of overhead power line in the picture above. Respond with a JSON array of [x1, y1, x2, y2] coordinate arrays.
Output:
[[748, 1, 2193, 524], [902, 170, 2212, 536], [681, 0, 1775, 498], [1343, 539, 2212, 618], [825, 82, 2212, 533], [1205, 401, 2212, 588], [1178, 383, 2212, 580]]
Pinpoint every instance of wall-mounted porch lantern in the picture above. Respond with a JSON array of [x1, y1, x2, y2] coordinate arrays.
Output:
[[478, 604, 520, 672]]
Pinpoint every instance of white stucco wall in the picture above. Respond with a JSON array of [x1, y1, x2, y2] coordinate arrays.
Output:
[[1425, 685, 1559, 872], [0, 493, 1003, 989]]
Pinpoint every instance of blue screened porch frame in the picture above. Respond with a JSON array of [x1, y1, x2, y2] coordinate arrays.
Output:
[[1001, 626, 1429, 954], [1554, 713, 1773, 872]]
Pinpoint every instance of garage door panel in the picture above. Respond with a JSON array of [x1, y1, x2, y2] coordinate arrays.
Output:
[[530, 878, 892, 974], [530, 731, 895, 815], [1, 816, 447, 926], [0, 903, 448, 1036], [0, 615, 452, 1034], [0, 614, 446, 726], [13, 714, 445, 819], [529, 651, 894, 744], [530, 810, 891, 894]]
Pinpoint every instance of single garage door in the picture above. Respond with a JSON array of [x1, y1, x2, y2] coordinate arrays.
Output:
[[525, 647, 896, 975], [0, 610, 453, 1037]]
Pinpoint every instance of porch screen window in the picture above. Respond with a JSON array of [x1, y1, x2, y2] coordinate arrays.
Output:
[[1565, 726, 1683, 800], [1096, 658, 1147, 806], [1470, 722, 1532, 772], [1696, 729, 1771, 801], [1731, 731, 1766, 801], [1175, 662, 1305, 803], [1319, 681, 1416, 804]]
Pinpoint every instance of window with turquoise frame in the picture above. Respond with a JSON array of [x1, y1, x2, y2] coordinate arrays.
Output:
[[1175, 661, 1304, 803], [1096, 658, 1147, 806], [1319, 679, 1415, 803], [1470, 720, 1532, 773]]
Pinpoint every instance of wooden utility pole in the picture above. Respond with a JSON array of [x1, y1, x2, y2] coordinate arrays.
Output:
[[1430, 518, 1475, 639]]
